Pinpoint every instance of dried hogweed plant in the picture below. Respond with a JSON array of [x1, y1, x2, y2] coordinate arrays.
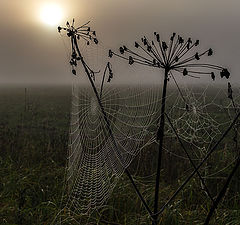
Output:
[[58, 19, 113, 85], [58, 20, 99, 78], [109, 32, 231, 225], [57, 20, 153, 221]]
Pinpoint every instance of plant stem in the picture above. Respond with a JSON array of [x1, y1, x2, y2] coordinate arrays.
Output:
[[152, 68, 169, 225], [204, 156, 240, 225]]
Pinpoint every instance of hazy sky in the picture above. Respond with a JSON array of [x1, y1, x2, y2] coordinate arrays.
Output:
[[1, 0, 240, 85]]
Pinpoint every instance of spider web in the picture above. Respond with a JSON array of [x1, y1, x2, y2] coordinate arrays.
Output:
[[162, 83, 239, 184], [61, 41, 164, 215], [165, 84, 222, 149]]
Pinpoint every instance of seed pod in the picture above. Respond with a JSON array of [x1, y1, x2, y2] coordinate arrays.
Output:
[[183, 68, 188, 76], [135, 42, 139, 48], [143, 38, 147, 46], [57, 26, 62, 33], [72, 52, 77, 59], [108, 50, 113, 58], [162, 42, 168, 51], [119, 47, 124, 54], [129, 56, 134, 65], [156, 34, 160, 42], [220, 68, 230, 79], [72, 69, 76, 75], [195, 52, 200, 60], [208, 48, 213, 56], [179, 37, 184, 44], [211, 72, 215, 80], [147, 45, 152, 52], [195, 40, 199, 46], [170, 33, 176, 41]]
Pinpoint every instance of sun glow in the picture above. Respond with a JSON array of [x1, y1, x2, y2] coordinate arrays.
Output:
[[40, 3, 63, 26]]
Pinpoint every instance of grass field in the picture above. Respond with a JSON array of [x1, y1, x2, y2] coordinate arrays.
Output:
[[0, 84, 240, 225]]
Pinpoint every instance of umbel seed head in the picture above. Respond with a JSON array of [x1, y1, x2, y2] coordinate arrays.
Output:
[[108, 32, 231, 81], [58, 20, 99, 77]]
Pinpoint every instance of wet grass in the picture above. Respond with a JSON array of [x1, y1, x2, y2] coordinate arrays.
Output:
[[0, 85, 240, 225]]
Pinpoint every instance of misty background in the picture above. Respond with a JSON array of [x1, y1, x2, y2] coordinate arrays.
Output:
[[0, 0, 239, 86]]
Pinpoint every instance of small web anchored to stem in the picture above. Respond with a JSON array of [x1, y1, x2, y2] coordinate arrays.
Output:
[[109, 32, 230, 80]]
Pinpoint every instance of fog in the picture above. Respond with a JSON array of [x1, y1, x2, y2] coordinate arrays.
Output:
[[0, 0, 239, 86]]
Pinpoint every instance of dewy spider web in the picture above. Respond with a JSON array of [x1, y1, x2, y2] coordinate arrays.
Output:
[[66, 76, 162, 215], [59, 25, 163, 215], [165, 84, 222, 148]]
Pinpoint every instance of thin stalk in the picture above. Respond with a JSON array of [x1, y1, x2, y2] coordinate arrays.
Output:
[[152, 68, 169, 225], [204, 156, 240, 225], [100, 63, 108, 99], [73, 36, 153, 218]]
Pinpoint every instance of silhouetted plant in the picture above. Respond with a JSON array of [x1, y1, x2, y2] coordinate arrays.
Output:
[[57, 20, 153, 222], [58, 20, 99, 78], [109, 32, 230, 225]]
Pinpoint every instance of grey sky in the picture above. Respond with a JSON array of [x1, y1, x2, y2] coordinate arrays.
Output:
[[0, 0, 240, 85]]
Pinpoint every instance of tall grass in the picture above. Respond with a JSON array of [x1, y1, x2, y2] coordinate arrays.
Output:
[[1, 86, 240, 224]]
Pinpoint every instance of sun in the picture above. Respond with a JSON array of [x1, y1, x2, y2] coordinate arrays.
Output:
[[40, 3, 63, 26]]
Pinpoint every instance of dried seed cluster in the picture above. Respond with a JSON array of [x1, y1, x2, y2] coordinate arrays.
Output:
[[109, 33, 230, 80]]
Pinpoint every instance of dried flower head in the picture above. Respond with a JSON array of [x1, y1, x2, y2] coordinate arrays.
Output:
[[109, 33, 230, 80], [58, 19, 98, 76]]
